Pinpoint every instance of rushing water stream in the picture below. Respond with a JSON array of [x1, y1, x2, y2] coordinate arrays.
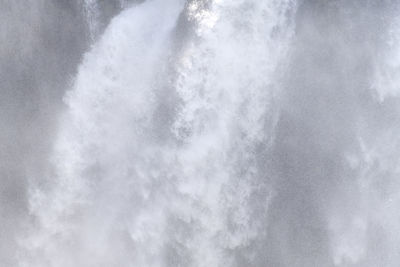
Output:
[[2, 0, 400, 266]]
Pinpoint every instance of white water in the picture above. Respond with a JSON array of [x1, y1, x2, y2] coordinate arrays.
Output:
[[10, 1, 400, 266], [21, 1, 296, 266]]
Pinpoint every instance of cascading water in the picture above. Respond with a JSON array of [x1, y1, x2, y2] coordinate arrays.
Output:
[[83, 0, 100, 40], [22, 1, 296, 266], [2, 0, 400, 266]]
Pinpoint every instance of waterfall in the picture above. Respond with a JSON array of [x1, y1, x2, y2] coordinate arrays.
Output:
[[5, 0, 400, 266], [21, 0, 296, 266]]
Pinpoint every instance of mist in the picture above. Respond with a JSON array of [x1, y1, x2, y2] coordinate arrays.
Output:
[[1, 0, 400, 266]]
